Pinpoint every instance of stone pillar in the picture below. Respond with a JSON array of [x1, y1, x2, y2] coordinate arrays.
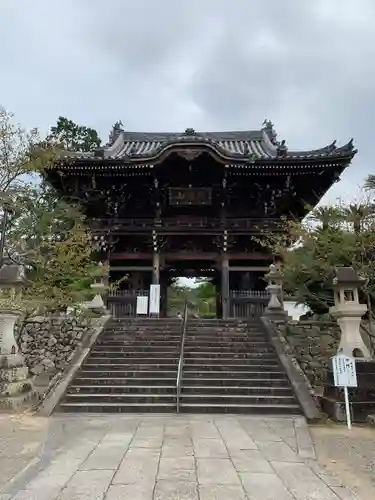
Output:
[[221, 255, 230, 319]]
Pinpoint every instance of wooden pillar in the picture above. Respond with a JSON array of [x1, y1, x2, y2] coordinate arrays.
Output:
[[152, 251, 160, 285], [221, 254, 230, 319]]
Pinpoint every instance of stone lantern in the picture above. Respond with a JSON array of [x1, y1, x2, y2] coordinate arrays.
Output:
[[329, 267, 371, 359], [88, 262, 109, 315], [0, 264, 35, 410], [263, 264, 287, 320], [0, 264, 26, 355]]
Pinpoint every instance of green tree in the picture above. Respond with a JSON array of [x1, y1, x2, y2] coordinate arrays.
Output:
[[0, 107, 102, 315], [47, 116, 101, 152], [257, 203, 375, 314], [0, 106, 54, 195]]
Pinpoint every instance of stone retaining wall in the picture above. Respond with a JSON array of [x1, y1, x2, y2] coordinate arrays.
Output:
[[277, 321, 340, 392], [15, 315, 93, 397]]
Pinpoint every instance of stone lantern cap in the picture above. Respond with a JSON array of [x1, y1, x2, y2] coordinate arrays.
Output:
[[332, 267, 364, 288], [0, 264, 27, 288]]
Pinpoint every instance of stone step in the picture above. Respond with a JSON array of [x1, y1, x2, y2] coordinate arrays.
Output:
[[180, 377, 289, 387], [183, 369, 287, 378], [73, 377, 289, 387], [90, 351, 179, 358], [59, 402, 176, 413], [179, 394, 297, 405], [85, 357, 179, 364], [179, 403, 301, 415], [83, 363, 178, 370], [63, 393, 176, 404], [182, 358, 280, 366], [98, 337, 182, 343], [74, 377, 177, 385], [79, 369, 177, 378], [92, 345, 180, 352], [89, 350, 277, 360], [68, 385, 176, 394], [182, 386, 293, 396], [184, 364, 281, 372]]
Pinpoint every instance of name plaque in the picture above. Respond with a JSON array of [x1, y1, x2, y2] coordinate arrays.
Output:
[[168, 187, 212, 206]]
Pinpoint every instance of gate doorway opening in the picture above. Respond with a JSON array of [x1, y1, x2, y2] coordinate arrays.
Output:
[[167, 276, 218, 319]]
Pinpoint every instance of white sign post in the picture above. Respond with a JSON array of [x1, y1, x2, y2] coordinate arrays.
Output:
[[332, 353, 357, 430], [149, 284, 160, 316], [136, 296, 148, 315]]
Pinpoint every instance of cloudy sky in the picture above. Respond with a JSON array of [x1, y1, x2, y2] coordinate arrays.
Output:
[[1, 0, 375, 203]]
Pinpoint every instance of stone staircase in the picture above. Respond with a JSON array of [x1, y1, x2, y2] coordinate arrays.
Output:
[[57, 318, 301, 414], [58, 318, 181, 413], [180, 319, 300, 414]]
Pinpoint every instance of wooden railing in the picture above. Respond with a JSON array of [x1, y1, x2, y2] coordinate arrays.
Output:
[[176, 302, 188, 413], [92, 217, 282, 234], [230, 290, 269, 319], [106, 289, 148, 317]]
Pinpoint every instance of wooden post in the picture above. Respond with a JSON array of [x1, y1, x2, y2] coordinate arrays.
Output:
[[221, 254, 230, 319], [152, 251, 160, 285]]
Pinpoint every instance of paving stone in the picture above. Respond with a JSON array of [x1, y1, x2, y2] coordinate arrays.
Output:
[[135, 426, 164, 439], [231, 450, 273, 473], [163, 435, 192, 446], [105, 483, 154, 500], [331, 486, 360, 499], [197, 458, 241, 485], [216, 421, 258, 453], [158, 457, 196, 482], [256, 440, 304, 462], [164, 425, 190, 438], [199, 484, 247, 500], [57, 469, 114, 499], [240, 472, 294, 500], [239, 420, 283, 442], [294, 417, 316, 459], [272, 461, 340, 500], [190, 422, 220, 439], [131, 437, 163, 448], [161, 442, 194, 457], [193, 438, 229, 458], [112, 451, 159, 484], [154, 480, 198, 500], [79, 433, 131, 470], [25, 457, 83, 489], [11, 487, 62, 500]]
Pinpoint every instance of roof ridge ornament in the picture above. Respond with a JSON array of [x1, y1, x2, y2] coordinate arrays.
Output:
[[262, 119, 278, 145], [276, 139, 288, 158], [184, 128, 196, 135], [108, 120, 124, 146]]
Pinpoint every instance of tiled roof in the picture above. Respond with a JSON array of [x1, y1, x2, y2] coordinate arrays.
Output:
[[63, 123, 357, 164]]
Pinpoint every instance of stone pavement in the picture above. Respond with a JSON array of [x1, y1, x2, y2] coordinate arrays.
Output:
[[0, 415, 50, 492], [0, 414, 358, 500]]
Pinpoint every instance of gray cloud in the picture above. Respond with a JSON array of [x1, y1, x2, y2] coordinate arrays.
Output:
[[1, 0, 375, 201]]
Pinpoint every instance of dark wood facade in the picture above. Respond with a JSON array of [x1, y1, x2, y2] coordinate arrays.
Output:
[[47, 121, 356, 318]]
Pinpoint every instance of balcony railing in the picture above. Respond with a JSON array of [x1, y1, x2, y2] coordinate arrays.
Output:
[[92, 217, 282, 233]]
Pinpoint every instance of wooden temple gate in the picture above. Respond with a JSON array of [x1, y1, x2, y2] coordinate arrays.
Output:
[[45, 121, 356, 321]]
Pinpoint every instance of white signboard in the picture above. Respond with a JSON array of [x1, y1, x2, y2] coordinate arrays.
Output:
[[332, 354, 357, 388], [149, 284, 160, 315], [136, 296, 148, 315], [332, 354, 357, 430]]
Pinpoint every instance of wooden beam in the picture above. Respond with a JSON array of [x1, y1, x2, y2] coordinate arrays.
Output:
[[109, 253, 152, 260], [110, 266, 152, 271], [229, 266, 269, 272]]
